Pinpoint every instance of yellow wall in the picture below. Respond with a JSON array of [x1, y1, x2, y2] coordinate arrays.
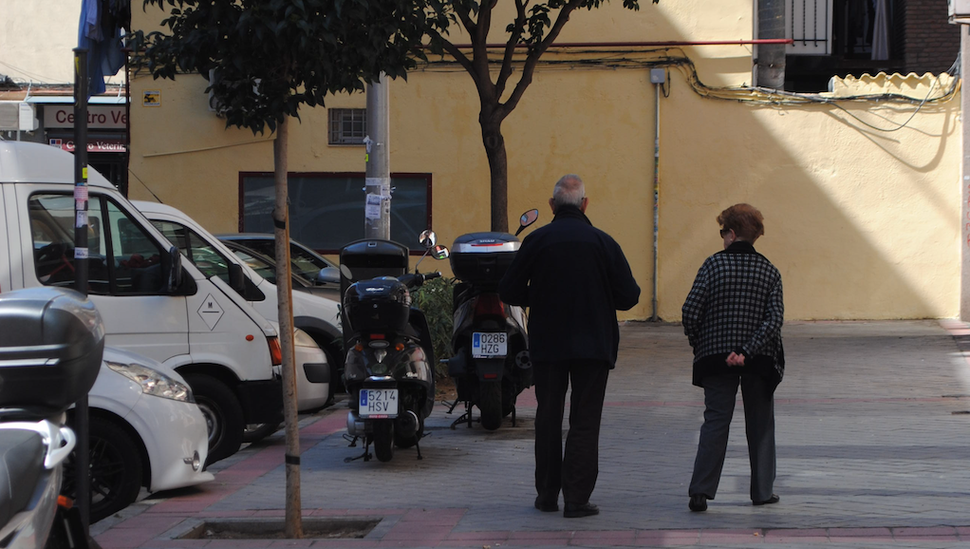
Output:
[[128, 3, 961, 322]]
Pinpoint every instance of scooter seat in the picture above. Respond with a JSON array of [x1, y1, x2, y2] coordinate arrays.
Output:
[[0, 429, 44, 529]]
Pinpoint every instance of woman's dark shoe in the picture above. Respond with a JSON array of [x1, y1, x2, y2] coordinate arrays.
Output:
[[534, 497, 559, 512], [753, 494, 780, 506], [688, 494, 708, 512], [563, 502, 599, 518]]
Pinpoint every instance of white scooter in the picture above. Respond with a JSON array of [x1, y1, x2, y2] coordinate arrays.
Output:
[[0, 288, 104, 549]]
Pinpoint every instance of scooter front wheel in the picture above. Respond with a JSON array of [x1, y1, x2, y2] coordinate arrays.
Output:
[[373, 421, 394, 462]]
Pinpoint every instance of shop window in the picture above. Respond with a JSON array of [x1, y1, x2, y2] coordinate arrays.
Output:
[[328, 108, 367, 145], [240, 172, 431, 254]]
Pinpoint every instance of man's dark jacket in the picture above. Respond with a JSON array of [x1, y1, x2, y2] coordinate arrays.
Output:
[[498, 205, 641, 366]]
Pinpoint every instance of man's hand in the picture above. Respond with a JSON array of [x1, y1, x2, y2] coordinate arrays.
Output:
[[726, 352, 746, 367]]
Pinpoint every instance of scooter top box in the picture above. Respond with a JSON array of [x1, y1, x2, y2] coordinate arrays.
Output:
[[450, 232, 520, 284], [343, 277, 412, 333], [0, 287, 104, 414]]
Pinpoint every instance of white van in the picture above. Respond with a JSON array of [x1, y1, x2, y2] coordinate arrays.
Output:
[[0, 140, 281, 464], [135, 200, 342, 408]]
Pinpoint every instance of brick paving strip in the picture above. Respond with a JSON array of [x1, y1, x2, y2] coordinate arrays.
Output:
[[92, 320, 970, 548]]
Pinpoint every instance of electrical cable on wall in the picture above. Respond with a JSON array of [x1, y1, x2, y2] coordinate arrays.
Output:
[[416, 47, 960, 113]]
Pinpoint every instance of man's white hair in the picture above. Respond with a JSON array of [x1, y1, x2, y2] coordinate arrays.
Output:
[[552, 174, 585, 210]]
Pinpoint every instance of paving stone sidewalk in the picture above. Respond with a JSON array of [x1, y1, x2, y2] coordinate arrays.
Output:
[[91, 320, 970, 548]]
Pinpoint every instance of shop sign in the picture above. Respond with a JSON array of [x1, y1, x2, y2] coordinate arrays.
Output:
[[49, 138, 126, 153], [44, 106, 127, 129]]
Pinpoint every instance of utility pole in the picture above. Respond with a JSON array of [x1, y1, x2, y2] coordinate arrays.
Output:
[[364, 74, 391, 240], [72, 47, 92, 535]]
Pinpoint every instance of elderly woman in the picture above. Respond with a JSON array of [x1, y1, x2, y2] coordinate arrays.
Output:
[[682, 203, 785, 512]]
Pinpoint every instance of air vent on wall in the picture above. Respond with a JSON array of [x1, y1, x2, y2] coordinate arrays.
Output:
[[0, 102, 39, 131]]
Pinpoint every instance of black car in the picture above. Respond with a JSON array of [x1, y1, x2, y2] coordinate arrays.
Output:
[[217, 233, 337, 281], [216, 238, 341, 303]]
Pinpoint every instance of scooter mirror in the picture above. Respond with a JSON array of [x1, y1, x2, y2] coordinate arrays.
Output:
[[432, 245, 450, 260], [418, 230, 437, 249], [515, 209, 540, 237], [520, 209, 539, 228]]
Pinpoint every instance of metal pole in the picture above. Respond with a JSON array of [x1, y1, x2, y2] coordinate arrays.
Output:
[[72, 47, 92, 534], [650, 69, 664, 322], [960, 27, 970, 320], [364, 73, 391, 240]]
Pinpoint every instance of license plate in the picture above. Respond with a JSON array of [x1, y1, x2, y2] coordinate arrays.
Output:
[[359, 388, 398, 418], [472, 332, 507, 358]]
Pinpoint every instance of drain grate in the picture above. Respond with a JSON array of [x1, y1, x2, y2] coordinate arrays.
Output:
[[178, 518, 380, 540]]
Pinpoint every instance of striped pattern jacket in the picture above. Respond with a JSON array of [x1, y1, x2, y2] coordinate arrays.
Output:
[[682, 241, 784, 383]]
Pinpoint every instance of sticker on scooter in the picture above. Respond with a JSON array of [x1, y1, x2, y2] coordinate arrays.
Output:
[[359, 388, 398, 418], [472, 332, 507, 358]]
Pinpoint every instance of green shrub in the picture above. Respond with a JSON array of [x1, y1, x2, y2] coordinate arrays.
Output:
[[411, 276, 455, 378]]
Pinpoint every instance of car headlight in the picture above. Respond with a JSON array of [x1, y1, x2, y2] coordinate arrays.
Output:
[[106, 361, 194, 402], [293, 327, 319, 349]]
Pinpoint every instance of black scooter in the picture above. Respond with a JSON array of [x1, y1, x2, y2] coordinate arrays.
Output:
[[340, 232, 449, 462], [0, 288, 103, 549], [445, 210, 539, 430]]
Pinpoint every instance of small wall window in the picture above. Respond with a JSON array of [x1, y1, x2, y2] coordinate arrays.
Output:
[[328, 108, 367, 145]]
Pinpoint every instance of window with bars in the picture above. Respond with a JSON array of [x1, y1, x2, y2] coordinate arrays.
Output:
[[328, 108, 367, 145]]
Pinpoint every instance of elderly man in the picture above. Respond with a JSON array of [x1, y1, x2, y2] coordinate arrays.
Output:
[[499, 174, 640, 518]]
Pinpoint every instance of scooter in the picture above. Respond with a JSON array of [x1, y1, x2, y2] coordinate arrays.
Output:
[[340, 231, 449, 462], [0, 288, 104, 549], [445, 210, 539, 430]]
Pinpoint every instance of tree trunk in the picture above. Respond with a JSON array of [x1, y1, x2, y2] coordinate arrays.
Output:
[[481, 113, 509, 232], [273, 116, 303, 539]]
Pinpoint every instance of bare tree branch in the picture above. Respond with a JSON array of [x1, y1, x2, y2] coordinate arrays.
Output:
[[495, 0, 528, 98], [500, 0, 583, 118]]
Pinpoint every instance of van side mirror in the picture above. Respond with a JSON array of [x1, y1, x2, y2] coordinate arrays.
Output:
[[228, 262, 247, 295], [317, 266, 341, 286], [165, 246, 183, 293]]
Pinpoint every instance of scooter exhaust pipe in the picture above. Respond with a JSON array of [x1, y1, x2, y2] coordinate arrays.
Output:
[[346, 411, 367, 437]]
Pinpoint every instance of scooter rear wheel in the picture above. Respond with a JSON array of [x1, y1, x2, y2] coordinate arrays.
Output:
[[479, 380, 503, 430], [373, 421, 394, 462]]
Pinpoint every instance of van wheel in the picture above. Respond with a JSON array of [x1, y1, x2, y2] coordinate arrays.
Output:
[[185, 374, 243, 465], [242, 422, 281, 443], [479, 380, 503, 431], [62, 416, 144, 523]]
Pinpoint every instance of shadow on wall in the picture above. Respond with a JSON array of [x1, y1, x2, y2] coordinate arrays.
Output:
[[659, 72, 959, 321]]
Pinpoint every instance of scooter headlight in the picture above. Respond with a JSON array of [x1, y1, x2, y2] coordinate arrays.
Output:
[[106, 361, 194, 402]]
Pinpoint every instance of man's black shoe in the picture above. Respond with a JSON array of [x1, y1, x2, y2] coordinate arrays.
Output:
[[534, 497, 558, 512], [563, 502, 599, 518], [753, 494, 780, 506], [688, 494, 708, 512]]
